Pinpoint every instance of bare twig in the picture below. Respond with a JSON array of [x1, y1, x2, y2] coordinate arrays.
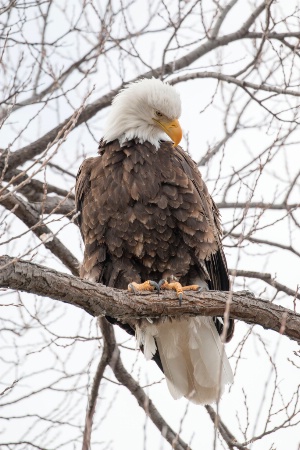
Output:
[[205, 405, 249, 450], [0, 192, 78, 275]]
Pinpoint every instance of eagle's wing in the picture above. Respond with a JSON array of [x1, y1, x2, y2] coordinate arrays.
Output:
[[75, 156, 107, 282], [75, 157, 94, 235], [75, 154, 137, 337], [173, 146, 229, 289], [137, 146, 234, 405], [173, 145, 234, 341]]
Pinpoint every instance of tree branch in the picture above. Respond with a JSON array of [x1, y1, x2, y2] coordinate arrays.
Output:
[[170, 71, 300, 98], [26, 196, 300, 217], [229, 269, 300, 300], [209, 0, 239, 40], [82, 319, 116, 450], [32, 196, 75, 216], [0, 194, 79, 275], [217, 202, 299, 211], [99, 318, 190, 450], [0, 3, 267, 175], [205, 405, 249, 450], [228, 232, 300, 258], [10, 168, 75, 201], [0, 256, 299, 342]]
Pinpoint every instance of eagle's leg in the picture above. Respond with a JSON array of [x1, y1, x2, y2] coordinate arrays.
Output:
[[128, 280, 160, 294], [159, 276, 203, 306]]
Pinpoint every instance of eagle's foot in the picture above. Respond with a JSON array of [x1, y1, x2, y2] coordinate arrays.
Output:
[[159, 279, 183, 305], [128, 280, 160, 294], [159, 276, 203, 306]]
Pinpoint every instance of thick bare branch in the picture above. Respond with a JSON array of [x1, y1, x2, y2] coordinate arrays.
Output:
[[32, 196, 75, 216], [10, 168, 75, 200], [0, 256, 299, 342]]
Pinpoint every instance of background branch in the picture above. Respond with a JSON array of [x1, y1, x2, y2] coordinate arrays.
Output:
[[99, 318, 190, 450]]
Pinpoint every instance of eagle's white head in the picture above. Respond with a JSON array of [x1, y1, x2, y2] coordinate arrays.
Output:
[[103, 78, 182, 148]]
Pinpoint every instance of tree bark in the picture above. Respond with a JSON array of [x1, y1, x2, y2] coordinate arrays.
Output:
[[1, 256, 299, 342]]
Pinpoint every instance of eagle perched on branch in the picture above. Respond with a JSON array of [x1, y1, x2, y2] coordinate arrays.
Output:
[[76, 78, 234, 404]]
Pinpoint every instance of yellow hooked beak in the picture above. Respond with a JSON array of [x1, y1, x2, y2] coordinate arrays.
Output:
[[154, 118, 183, 147]]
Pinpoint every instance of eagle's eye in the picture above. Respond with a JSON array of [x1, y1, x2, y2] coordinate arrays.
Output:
[[156, 111, 163, 117]]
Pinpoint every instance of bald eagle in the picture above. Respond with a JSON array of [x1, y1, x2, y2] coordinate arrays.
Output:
[[76, 78, 234, 404]]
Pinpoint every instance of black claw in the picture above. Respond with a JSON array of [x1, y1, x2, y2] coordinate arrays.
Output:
[[149, 280, 160, 292], [128, 283, 137, 294], [154, 279, 167, 295], [197, 286, 208, 292], [178, 293, 183, 306], [158, 279, 167, 288]]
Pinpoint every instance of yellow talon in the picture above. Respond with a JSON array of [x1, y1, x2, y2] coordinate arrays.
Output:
[[159, 280, 183, 305], [160, 280, 183, 294], [160, 280, 202, 306], [128, 280, 159, 293], [182, 285, 201, 291]]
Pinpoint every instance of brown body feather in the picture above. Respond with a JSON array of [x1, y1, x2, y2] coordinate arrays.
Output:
[[76, 139, 234, 344]]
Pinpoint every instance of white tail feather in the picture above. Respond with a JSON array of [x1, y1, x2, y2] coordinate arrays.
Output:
[[137, 317, 233, 404]]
